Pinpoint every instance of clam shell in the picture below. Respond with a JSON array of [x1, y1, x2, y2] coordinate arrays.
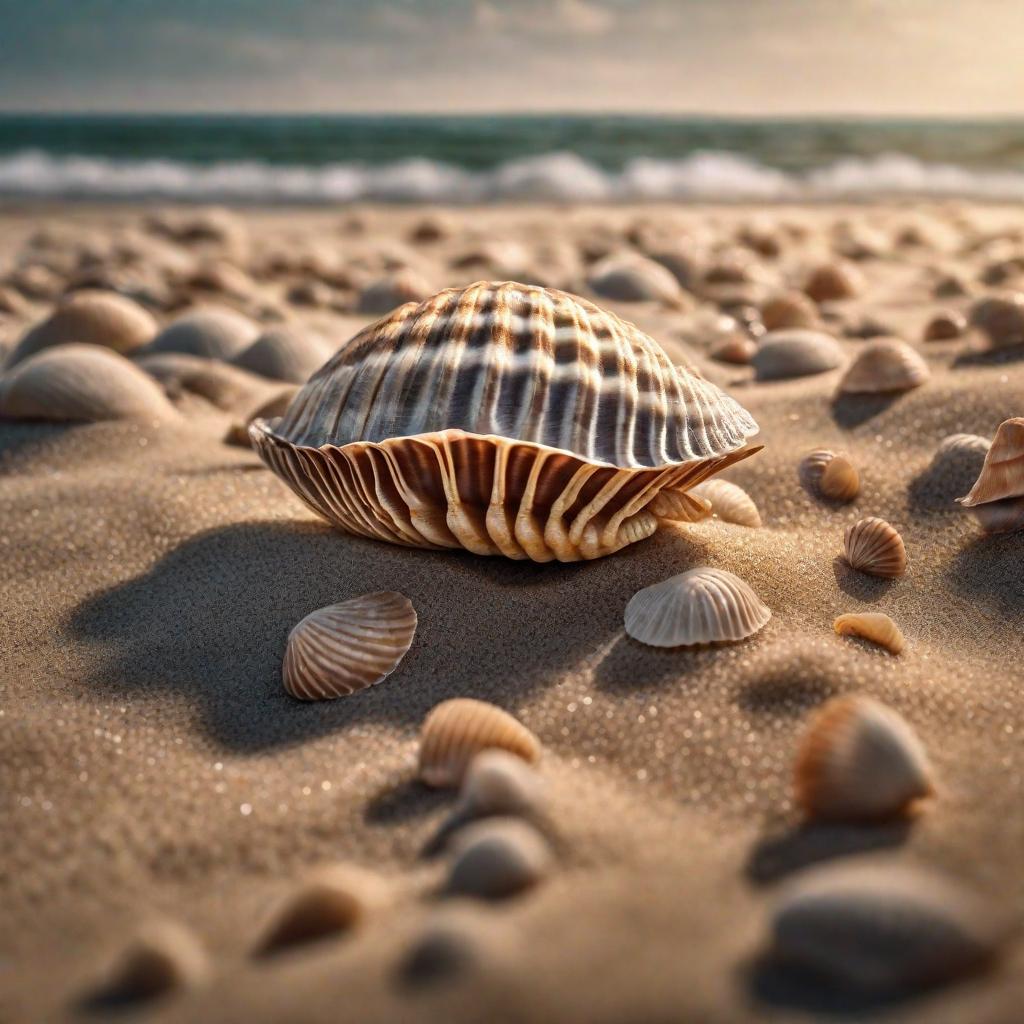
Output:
[[922, 310, 966, 341], [444, 818, 552, 900], [282, 592, 416, 701], [690, 479, 762, 527], [419, 698, 541, 788], [770, 861, 1008, 992], [232, 327, 331, 384], [145, 307, 259, 360], [358, 268, 434, 315], [958, 417, 1024, 507], [752, 330, 845, 381], [819, 454, 860, 502], [837, 338, 930, 394], [761, 291, 819, 331], [843, 517, 907, 578], [253, 281, 760, 561], [7, 290, 157, 367], [968, 293, 1024, 349], [624, 567, 771, 648], [0, 344, 177, 423], [794, 695, 930, 820], [803, 261, 863, 302], [587, 254, 685, 305], [834, 612, 905, 654]]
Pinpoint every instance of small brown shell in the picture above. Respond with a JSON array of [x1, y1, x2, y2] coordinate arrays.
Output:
[[710, 334, 757, 365], [803, 261, 864, 302], [843, 517, 907, 578], [690, 479, 762, 527], [752, 330, 845, 381], [761, 291, 819, 331], [958, 417, 1024, 507], [282, 592, 417, 701], [834, 612, 905, 655], [837, 338, 930, 394], [820, 454, 860, 502], [794, 695, 931, 820], [419, 699, 541, 788], [922, 310, 966, 341]]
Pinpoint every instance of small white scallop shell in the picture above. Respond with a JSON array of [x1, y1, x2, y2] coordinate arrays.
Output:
[[834, 612, 905, 655], [232, 327, 332, 384], [794, 695, 930, 820], [837, 338, 930, 394], [444, 818, 552, 900], [624, 567, 771, 648], [843, 517, 907, 578], [753, 330, 845, 381], [282, 592, 417, 701], [770, 860, 1009, 992], [958, 417, 1024, 507], [145, 306, 259, 360], [690, 479, 762, 527]]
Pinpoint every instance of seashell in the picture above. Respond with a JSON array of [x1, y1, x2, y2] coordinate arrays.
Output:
[[690, 479, 761, 527], [282, 592, 417, 701], [145, 306, 259, 360], [444, 818, 552, 900], [0, 344, 177, 423], [967, 495, 1024, 534], [709, 333, 757, 365], [232, 327, 332, 384], [253, 864, 385, 958], [968, 293, 1024, 349], [761, 291, 818, 331], [819, 454, 860, 502], [922, 309, 966, 341], [357, 268, 434, 315], [6, 263, 62, 300], [409, 213, 455, 244], [834, 612, 905, 655], [136, 352, 281, 414], [918, 433, 990, 501], [251, 282, 760, 562], [795, 695, 929, 819], [803, 260, 864, 302], [769, 861, 1009, 992], [843, 517, 907, 578], [933, 271, 971, 298], [798, 448, 837, 491], [184, 259, 254, 298], [958, 417, 1024, 507], [7, 290, 157, 366], [643, 245, 700, 289], [587, 254, 685, 305], [752, 330, 845, 381], [624, 567, 771, 648], [397, 907, 497, 988], [419, 698, 541, 789], [837, 338, 930, 394]]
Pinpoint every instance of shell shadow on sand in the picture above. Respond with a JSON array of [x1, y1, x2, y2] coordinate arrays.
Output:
[[829, 392, 903, 429], [831, 556, 897, 601], [945, 533, 1024, 618]]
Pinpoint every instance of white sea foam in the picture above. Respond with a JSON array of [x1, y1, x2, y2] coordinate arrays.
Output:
[[3, 148, 1024, 203]]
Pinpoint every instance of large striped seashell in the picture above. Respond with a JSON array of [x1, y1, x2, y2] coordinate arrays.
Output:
[[624, 567, 771, 648], [837, 338, 929, 394], [232, 326, 332, 384], [282, 592, 417, 701], [690, 478, 762, 527], [834, 612, 905, 655], [769, 861, 1008, 993], [145, 306, 259, 361], [251, 282, 760, 562], [843, 517, 907, 578], [752, 330, 845, 381], [794, 695, 931, 820], [958, 417, 1024, 507], [419, 698, 541, 788]]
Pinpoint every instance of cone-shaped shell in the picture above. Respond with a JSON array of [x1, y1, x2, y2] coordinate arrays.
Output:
[[834, 612, 905, 654], [145, 307, 259, 360], [837, 338, 929, 394], [958, 417, 1024, 507], [690, 479, 762, 527], [624, 567, 771, 648], [794, 695, 932, 820], [0, 344, 178, 423], [419, 698, 541, 788], [232, 327, 332, 384], [770, 861, 1009, 993], [752, 330, 844, 381], [844, 517, 907, 578], [253, 282, 760, 561], [282, 592, 417, 701]]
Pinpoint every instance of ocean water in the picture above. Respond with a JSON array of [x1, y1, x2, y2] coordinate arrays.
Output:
[[2, 114, 1024, 203]]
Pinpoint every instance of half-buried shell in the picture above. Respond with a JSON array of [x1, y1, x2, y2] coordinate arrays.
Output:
[[282, 592, 417, 701], [690, 479, 762, 527], [251, 281, 761, 562], [834, 612, 905, 655], [624, 567, 771, 648], [232, 326, 332, 384], [843, 517, 907, 578], [145, 306, 259, 360], [958, 417, 1024, 507], [837, 338, 929, 394]]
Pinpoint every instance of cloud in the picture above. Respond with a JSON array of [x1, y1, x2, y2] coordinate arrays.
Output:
[[474, 0, 613, 36]]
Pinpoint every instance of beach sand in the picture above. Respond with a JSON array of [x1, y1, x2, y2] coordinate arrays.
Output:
[[1, 201, 1022, 1022]]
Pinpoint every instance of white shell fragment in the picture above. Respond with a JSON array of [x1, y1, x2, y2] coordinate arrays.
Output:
[[282, 592, 417, 701], [624, 567, 771, 648], [444, 818, 552, 900]]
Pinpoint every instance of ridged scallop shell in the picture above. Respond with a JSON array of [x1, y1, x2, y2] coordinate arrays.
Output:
[[145, 307, 259, 360], [770, 861, 1008, 993], [7, 290, 157, 366], [752, 330, 845, 381], [358, 268, 434, 315], [690, 479, 762, 527], [0, 344, 178, 423], [419, 698, 541, 788], [958, 417, 1024, 507], [445, 818, 552, 900], [252, 281, 760, 562], [232, 327, 331, 384], [587, 254, 685, 305], [837, 338, 930, 394], [819, 454, 860, 502], [761, 291, 819, 331], [968, 293, 1024, 349], [834, 612, 905, 654], [282, 592, 417, 701], [803, 260, 864, 302], [794, 695, 930, 820], [624, 567, 771, 648], [843, 517, 907, 578]]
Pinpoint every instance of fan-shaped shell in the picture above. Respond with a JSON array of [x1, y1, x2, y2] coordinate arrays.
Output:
[[761, 291, 819, 331], [232, 327, 332, 384], [252, 282, 760, 561], [624, 567, 771, 648], [819, 454, 860, 502], [690, 479, 762, 527], [282, 592, 417, 701], [838, 338, 930, 394], [844, 517, 907, 578], [0, 344, 178, 423], [968, 293, 1024, 349], [834, 612, 905, 654], [770, 861, 1008, 993], [419, 698, 541, 788], [145, 307, 259, 360], [445, 818, 552, 900], [7, 290, 157, 367], [794, 695, 930, 820], [958, 417, 1024, 507], [803, 260, 863, 302], [752, 330, 845, 381], [587, 254, 685, 305]]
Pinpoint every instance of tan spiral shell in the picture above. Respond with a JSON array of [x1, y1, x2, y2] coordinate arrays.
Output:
[[252, 281, 760, 562], [834, 612, 905, 654], [624, 567, 771, 648], [418, 698, 541, 788], [958, 417, 1024, 507], [843, 517, 907, 578], [690, 479, 762, 527], [282, 592, 417, 701], [837, 337, 930, 394]]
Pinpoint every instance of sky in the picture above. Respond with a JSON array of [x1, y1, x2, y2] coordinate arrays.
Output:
[[2, 0, 1024, 116]]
